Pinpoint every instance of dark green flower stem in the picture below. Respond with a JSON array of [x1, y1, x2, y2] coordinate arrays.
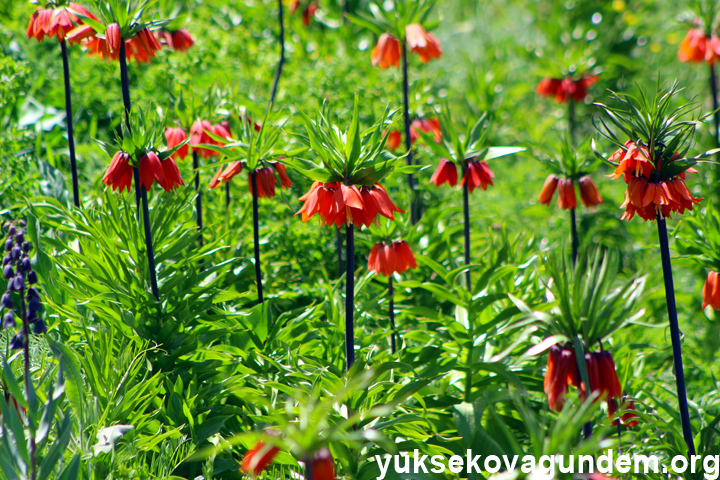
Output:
[[572, 336, 593, 439], [656, 214, 696, 456], [20, 287, 36, 480], [61, 39, 79, 208], [709, 64, 720, 201], [571, 207, 578, 266], [336, 227, 343, 276], [119, 42, 159, 300], [193, 151, 203, 247], [251, 171, 264, 303], [462, 165, 471, 291], [389, 275, 396, 354], [401, 42, 419, 224], [345, 224, 355, 371]]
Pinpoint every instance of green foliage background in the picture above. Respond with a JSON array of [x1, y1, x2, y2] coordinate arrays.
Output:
[[2, 0, 720, 478]]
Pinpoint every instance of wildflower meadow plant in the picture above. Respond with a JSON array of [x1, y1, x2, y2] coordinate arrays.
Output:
[[293, 97, 406, 370], [349, 0, 443, 223], [535, 138, 603, 264], [416, 105, 523, 290], [594, 83, 718, 454]]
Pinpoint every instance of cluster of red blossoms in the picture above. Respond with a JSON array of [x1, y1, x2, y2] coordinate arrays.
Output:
[[544, 345, 638, 426], [703, 271, 720, 310], [289, 0, 318, 27], [297, 183, 403, 228], [154, 28, 194, 52], [368, 241, 417, 276], [609, 140, 701, 221], [538, 175, 602, 209], [386, 118, 442, 151], [430, 158, 495, 193], [67, 20, 162, 63], [536, 75, 598, 103], [102, 151, 183, 193], [26, 3, 93, 42], [241, 442, 335, 479], [371, 24, 442, 69], [678, 29, 720, 64]]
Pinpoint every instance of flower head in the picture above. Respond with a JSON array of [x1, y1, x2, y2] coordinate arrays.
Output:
[[536, 75, 597, 103], [410, 118, 442, 144], [311, 448, 336, 480], [26, 3, 93, 42], [368, 240, 417, 276], [190, 120, 216, 158], [430, 159, 458, 187], [578, 176, 602, 207], [543, 345, 578, 412], [156, 28, 195, 52], [102, 151, 133, 193], [241, 442, 279, 476], [678, 29, 720, 64], [164, 127, 189, 160], [405, 24, 442, 63], [386, 130, 402, 150], [538, 175, 559, 205], [556, 178, 577, 210], [461, 159, 494, 193], [372, 33, 401, 69], [249, 167, 277, 198], [703, 271, 720, 310], [297, 183, 403, 228], [271, 162, 292, 188], [106, 23, 122, 53]]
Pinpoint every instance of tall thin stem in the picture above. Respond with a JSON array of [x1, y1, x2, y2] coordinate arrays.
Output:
[[401, 42, 418, 224], [568, 97, 576, 147], [572, 337, 593, 439], [265, 0, 285, 115], [462, 167, 471, 291], [570, 207, 578, 266], [193, 152, 203, 246], [60, 40, 79, 208], [20, 287, 36, 480], [141, 186, 159, 299], [709, 64, 720, 201], [225, 182, 231, 211], [251, 171, 264, 303], [118, 43, 140, 219], [656, 214, 696, 456], [389, 276, 396, 354], [345, 224, 355, 371], [120, 42, 159, 300], [336, 227, 343, 277], [305, 458, 313, 480]]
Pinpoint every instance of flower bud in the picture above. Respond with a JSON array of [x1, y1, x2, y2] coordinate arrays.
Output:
[[11, 246, 21, 260], [8, 226, 16, 236], [13, 274, 25, 291], [4, 239, 12, 251], [18, 220, 26, 227], [20, 256, 30, 272], [27, 296, 41, 314], [1, 292, 12, 309], [3, 312, 14, 328], [22, 242, 31, 253], [26, 287, 39, 299], [33, 320, 46, 334], [2, 255, 10, 266], [3, 264, 13, 279], [28, 271, 38, 285], [9, 333, 23, 350], [106, 23, 122, 53], [14, 232, 24, 244]]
